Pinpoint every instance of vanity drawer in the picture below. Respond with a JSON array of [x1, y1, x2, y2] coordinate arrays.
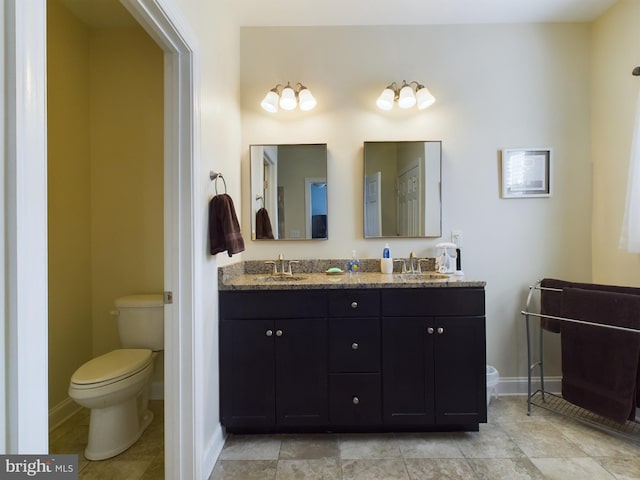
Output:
[[328, 290, 380, 317], [220, 290, 326, 319], [329, 317, 380, 372], [381, 288, 485, 317], [329, 374, 381, 426]]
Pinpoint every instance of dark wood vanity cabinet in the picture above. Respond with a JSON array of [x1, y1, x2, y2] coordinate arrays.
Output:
[[219, 290, 328, 429], [219, 286, 486, 432]]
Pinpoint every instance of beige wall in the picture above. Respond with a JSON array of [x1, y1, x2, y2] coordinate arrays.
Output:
[[47, 0, 92, 410], [241, 24, 593, 377], [591, 0, 640, 286], [47, 0, 164, 410], [89, 27, 164, 357]]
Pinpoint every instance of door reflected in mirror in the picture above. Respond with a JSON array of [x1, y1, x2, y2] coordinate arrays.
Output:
[[364, 141, 441, 238], [251, 144, 328, 240]]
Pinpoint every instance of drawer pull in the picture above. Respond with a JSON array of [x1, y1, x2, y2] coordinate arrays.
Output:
[[276, 329, 283, 337], [427, 327, 434, 335], [351, 342, 359, 350], [352, 396, 360, 405], [437, 327, 444, 334], [351, 301, 358, 309], [266, 330, 273, 337]]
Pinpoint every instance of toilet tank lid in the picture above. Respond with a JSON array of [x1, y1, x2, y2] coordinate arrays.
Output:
[[115, 294, 164, 308], [71, 349, 152, 385]]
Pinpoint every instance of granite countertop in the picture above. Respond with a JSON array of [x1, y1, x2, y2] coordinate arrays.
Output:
[[218, 259, 485, 291]]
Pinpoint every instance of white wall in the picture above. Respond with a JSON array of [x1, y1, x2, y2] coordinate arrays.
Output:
[[240, 24, 593, 378], [167, 0, 241, 476], [591, 0, 640, 286]]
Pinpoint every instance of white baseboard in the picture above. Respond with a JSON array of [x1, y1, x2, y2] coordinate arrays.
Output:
[[49, 397, 82, 432], [495, 376, 562, 397], [204, 424, 226, 479]]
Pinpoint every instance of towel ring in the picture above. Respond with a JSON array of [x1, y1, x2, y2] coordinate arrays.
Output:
[[210, 171, 227, 194], [256, 194, 264, 208]]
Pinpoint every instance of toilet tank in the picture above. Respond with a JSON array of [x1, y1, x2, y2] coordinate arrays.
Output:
[[115, 294, 164, 350]]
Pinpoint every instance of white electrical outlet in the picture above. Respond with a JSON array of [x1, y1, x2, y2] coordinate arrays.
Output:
[[451, 230, 463, 248]]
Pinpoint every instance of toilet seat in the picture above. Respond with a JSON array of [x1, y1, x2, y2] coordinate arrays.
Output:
[[71, 349, 152, 389]]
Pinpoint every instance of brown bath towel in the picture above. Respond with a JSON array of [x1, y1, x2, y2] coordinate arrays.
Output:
[[561, 287, 640, 423], [540, 278, 640, 333], [256, 208, 274, 239], [209, 194, 245, 257]]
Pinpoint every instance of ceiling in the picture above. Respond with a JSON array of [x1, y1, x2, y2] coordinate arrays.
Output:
[[226, 0, 618, 26], [60, 0, 617, 28]]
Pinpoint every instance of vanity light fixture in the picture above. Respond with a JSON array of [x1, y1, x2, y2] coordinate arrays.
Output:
[[260, 82, 317, 113], [376, 80, 435, 111]]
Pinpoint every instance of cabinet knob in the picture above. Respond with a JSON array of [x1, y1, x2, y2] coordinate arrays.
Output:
[[352, 396, 360, 405], [266, 329, 273, 337], [427, 327, 434, 334], [437, 327, 444, 334], [351, 301, 358, 309], [276, 329, 283, 337], [351, 342, 359, 350]]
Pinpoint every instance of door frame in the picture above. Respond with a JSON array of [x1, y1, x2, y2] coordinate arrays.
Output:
[[5, 0, 199, 477]]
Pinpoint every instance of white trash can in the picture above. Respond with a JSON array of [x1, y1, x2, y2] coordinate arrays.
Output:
[[486, 365, 499, 406]]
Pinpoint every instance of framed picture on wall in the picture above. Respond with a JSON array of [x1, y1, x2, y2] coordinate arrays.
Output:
[[501, 148, 552, 198]]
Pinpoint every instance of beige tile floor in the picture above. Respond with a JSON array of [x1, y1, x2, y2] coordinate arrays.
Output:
[[49, 400, 164, 480], [50, 397, 640, 479], [210, 397, 640, 480]]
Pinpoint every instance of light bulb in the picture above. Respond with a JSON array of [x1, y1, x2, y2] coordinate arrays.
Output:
[[279, 85, 297, 110], [416, 86, 435, 109], [398, 84, 416, 108], [376, 88, 395, 110], [298, 87, 317, 111], [260, 90, 279, 113]]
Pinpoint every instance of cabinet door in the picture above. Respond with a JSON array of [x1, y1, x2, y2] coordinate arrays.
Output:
[[433, 316, 487, 424], [382, 317, 434, 425], [220, 319, 275, 428], [275, 318, 328, 426]]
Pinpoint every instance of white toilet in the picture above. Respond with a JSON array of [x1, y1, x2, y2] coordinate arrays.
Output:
[[68, 294, 164, 460]]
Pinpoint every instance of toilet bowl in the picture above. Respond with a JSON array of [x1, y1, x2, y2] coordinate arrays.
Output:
[[69, 348, 156, 460], [69, 294, 164, 460]]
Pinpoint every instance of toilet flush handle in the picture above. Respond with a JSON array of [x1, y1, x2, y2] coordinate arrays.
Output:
[[109, 309, 119, 316]]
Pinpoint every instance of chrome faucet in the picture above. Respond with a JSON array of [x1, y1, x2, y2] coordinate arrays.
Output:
[[408, 252, 417, 274], [264, 253, 297, 276], [396, 252, 426, 275]]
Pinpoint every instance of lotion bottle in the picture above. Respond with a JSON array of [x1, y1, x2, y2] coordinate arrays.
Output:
[[381, 243, 393, 274]]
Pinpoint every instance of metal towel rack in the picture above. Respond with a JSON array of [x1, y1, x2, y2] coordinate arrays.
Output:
[[522, 279, 640, 442]]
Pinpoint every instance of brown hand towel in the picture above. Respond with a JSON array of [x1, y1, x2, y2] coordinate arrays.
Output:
[[209, 194, 245, 257], [561, 287, 640, 423], [256, 208, 274, 239]]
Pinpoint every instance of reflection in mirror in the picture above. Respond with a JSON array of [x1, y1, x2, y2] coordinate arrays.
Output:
[[364, 141, 441, 238], [251, 144, 328, 240]]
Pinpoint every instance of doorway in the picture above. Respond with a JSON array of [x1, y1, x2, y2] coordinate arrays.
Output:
[[47, 0, 165, 467], [7, 0, 198, 477]]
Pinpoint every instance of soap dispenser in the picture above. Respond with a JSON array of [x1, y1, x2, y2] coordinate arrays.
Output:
[[348, 250, 361, 275]]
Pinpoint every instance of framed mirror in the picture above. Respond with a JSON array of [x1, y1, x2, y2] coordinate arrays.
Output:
[[250, 144, 328, 240], [364, 141, 441, 238]]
